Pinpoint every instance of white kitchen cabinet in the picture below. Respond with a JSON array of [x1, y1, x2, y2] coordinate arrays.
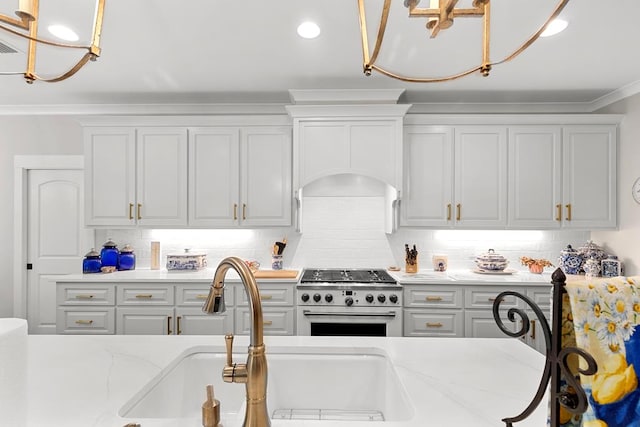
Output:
[[508, 126, 563, 228], [401, 125, 507, 227], [189, 126, 292, 227], [562, 125, 617, 229], [295, 120, 402, 189], [84, 126, 188, 227], [235, 282, 296, 335], [56, 283, 116, 334], [402, 285, 464, 337]]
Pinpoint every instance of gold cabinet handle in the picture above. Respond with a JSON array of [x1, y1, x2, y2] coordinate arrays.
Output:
[[177, 316, 182, 335], [260, 295, 273, 300], [129, 203, 134, 220], [233, 203, 238, 220], [264, 320, 273, 326], [196, 294, 208, 300], [242, 203, 247, 220], [530, 319, 536, 340], [135, 294, 153, 299], [426, 322, 443, 328], [75, 294, 94, 299], [137, 203, 142, 220], [488, 297, 504, 303], [456, 203, 461, 221], [75, 319, 93, 325], [565, 203, 572, 221], [426, 296, 442, 301], [556, 204, 562, 222], [446, 203, 452, 221], [167, 316, 172, 335]]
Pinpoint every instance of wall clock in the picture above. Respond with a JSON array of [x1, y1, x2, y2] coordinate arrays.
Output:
[[634, 177, 640, 204]]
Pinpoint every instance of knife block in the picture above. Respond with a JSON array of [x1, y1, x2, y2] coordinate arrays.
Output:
[[405, 259, 418, 273]]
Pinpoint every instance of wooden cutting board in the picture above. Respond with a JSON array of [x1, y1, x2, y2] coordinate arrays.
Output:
[[252, 270, 299, 279]]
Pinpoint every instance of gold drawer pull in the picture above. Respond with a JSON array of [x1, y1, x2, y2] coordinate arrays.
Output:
[[426, 322, 443, 328], [426, 296, 442, 301], [565, 203, 572, 221], [260, 295, 273, 300], [446, 203, 452, 221], [167, 316, 172, 335], [556, 204, 562, 221], [75, 294, 94, 299], [456, 203, 461, 221], [137, 203, 142, 220], [177, 316, 182, 335], [264, 320, 273, 326], [196, 294, 208, 299], [488, 297, 504, 303], [129, 203, 134, 220], [135, 294, 153, 299], [75, 319, 93, 325]]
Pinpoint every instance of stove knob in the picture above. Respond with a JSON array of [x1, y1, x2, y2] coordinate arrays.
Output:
[[301, 293, 310, 302], [325, 294, 333, 303], [365, 294, 374, 303], [377, 294, 386, 303], [313, 293, 322, 303], [345, 297, 354, 307], [389, 294, 398, 304]]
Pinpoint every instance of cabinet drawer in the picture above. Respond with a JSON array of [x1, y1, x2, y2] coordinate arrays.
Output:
[[236, 284, 294, 306], [403, 287, 462, 308], [177, 286, 233, 306], [235, 307, 294, 335], [56, 307, 115, 334], [403, 309, 463, 337], [176, 307, 234, 335], [464, 287, 519, 309], [526, 287, 552, 312], [117, 285, 174, 305], [57, 285, 115, 305]]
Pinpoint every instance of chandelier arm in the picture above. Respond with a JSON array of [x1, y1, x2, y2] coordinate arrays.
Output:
[[0, 14, 30, 30], [0, 22, 94, 50], [491, 0, 571, 66], [357, 0, 371, 68], [27, 52, 94, 83], [369, 63, 483, 83], [370, 0, 392, 68]]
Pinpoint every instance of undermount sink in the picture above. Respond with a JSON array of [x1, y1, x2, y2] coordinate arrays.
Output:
[[120, 345, 413, 424]]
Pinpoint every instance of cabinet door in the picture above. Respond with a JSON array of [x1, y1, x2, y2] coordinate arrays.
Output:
[[84, 127, 136, 226], [454, 127, 508, 227], [176, 307, 234, 335], [403, 309, 463, 337], [465, 310, 514, 338], [136, 128, 188, 226], [241, 127, 292, 226], [508, 127, 562, 228], [235, 307, 295, 335], [562, 125, 617, 229], [117, 307, 174, 335], [188, 128, 240, 227], [401, 126, 453, 227]]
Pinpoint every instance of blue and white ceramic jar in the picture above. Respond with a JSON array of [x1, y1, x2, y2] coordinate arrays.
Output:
[[559, 245, 582, 275], [601, 255, 622, 278], [584, 254, 601, 278]]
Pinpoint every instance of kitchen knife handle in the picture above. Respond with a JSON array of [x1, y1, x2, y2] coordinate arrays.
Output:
[[446, 203, 452, 221], [456, 204, 461, 221], [129, 203, 134, 220], [233, 203, 238, 220], [556, 204, 562, 221], [242, 204, 246, 220], [565, 203, 572, 221]]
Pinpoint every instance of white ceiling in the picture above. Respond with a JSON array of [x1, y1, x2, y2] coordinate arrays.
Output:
[[1, 0, 640, 112]]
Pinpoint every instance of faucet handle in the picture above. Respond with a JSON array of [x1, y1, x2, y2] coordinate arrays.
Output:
[[224, 334, 234, 366]]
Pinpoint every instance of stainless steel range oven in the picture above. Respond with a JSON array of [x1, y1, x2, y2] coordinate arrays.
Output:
[[296, 269, 403, 337]]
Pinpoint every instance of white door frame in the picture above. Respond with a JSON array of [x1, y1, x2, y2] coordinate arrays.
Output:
[[13, 155, 84, 318]]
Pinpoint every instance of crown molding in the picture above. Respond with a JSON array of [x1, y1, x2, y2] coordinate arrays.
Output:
[[589, 79, 640, 112]]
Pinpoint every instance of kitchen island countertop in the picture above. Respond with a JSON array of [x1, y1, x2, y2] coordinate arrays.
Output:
[[0, 332, 549, 427]]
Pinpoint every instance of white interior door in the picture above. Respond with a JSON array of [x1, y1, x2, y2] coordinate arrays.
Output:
[[27, 170, 91, 334]]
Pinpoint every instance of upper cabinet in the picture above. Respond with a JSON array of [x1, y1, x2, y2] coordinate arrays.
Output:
[[84, 121, 292, 228], [84, 127, 188, 227], [403, 119, 619, 230], [401, 125, 507, 228], [189, 126, 292, 227]]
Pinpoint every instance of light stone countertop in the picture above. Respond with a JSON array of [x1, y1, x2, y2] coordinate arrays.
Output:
[[0, 331, 549, 427]]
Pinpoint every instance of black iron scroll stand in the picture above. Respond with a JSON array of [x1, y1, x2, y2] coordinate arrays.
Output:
[[492, 268, 598, 427]]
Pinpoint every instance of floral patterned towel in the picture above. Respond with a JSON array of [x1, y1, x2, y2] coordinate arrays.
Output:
[[564, 276, 640, 427]]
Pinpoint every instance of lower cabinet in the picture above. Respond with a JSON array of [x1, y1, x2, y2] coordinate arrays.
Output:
[[403, 283, 551, 353]]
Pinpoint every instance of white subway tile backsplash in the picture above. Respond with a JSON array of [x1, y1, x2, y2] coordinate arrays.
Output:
[[95, 195, 590, 272]]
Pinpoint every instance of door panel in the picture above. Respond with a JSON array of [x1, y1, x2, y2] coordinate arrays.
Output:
[[28, 170, 90, 334]]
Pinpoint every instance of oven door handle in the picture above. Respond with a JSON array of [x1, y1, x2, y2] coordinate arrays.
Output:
[[302, 310, 397, 318]]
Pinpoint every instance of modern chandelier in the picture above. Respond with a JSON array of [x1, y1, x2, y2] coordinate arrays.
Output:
[[357, 0, 571, 83], [0, 0, 105, 83]]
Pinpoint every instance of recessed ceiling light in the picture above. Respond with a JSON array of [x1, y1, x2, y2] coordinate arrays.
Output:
[[297, 21, 320, 39], [540, 19, 568, 37], [48, 24, 79, 42]]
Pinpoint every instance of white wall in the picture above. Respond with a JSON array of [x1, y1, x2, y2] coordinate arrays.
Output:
[[592, 93, 640, 274], [1, 116, 83, 317]]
